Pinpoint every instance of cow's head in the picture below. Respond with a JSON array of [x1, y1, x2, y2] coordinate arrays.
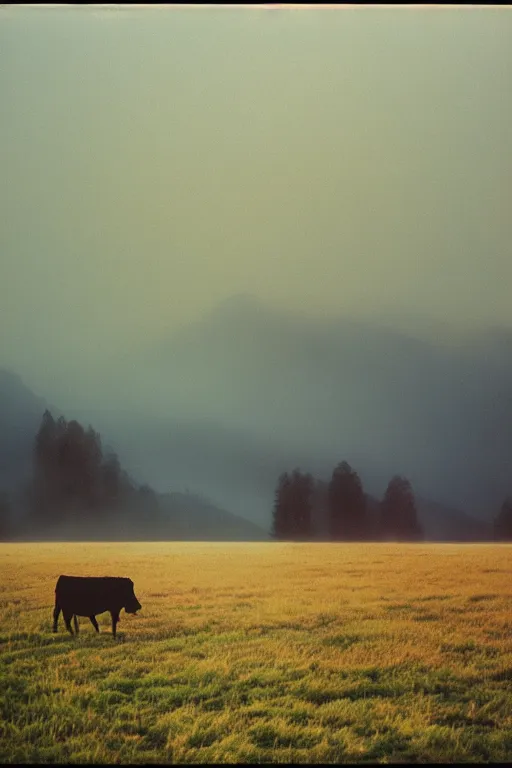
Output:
[[123, 580, 142, 615]]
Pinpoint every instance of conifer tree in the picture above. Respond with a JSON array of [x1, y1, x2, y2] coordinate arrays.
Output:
[[328, 461, 367, 540], [272, 469, 314, 540], [289, 469, 314, 540], [380, 475, 423, 541], [272, 472, 292, 539]]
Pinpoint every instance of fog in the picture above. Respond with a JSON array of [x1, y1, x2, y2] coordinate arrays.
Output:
[[1, 5, 511, 526]]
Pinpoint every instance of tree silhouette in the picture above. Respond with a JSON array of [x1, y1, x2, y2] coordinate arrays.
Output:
[[494, 497, 512, 541], [101, 452, 123, 507], [272, 472, 292, 540], [380, 475, 423, 541], [272, 469, 314, 540], [59, 420, 89, 502], [84, 426, 103, 508], [29, 410, 139, 533], [328, 460, 367, 540], [289, 469, 314, 540], [32, 410, 65, 524]]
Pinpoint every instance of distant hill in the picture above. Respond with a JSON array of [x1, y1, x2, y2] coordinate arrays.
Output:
[[10, 491, 269, 542], [77, 295, 512, 525], [0, 369, 269, 542], [415, 498, 492, 542], [157, 492, 270, 541], [98, 294, 512, 522], [0, 368, 52, 492], [64, 411, 292, 528]]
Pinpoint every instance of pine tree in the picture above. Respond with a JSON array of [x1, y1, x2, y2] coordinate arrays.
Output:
[[380, 475, 423, 541], [271, 470, 314, 540], [102, 452, 122, 507], [59, 420, 88, 502], [272, 472, 291, 539], [289, 469, 314, 540], [27, 410, 151, 537], [328, 461, 367, 540], [84, 426, 103, 509], [32, 410, 62, 525]]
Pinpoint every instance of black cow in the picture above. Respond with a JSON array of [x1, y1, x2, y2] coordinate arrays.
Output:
[[53, 575, 142, 638]]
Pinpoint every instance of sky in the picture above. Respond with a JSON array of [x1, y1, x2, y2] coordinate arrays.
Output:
[[1, 4, 511, 402]]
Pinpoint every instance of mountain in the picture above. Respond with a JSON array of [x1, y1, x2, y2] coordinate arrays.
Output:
[[0, 368, 52, 493], [10, 490, 269, 542], [156, 492, 269, 541], [2, 284, 510, 542], [415, 498, 492, 542], [98, 294, 512, 524], [0, 370, 269, 541], [62, 411, 293, 526], [51, 408, 494, 541]]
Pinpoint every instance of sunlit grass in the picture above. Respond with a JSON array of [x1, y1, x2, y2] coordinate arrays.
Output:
[[1, 542, 511, 763]]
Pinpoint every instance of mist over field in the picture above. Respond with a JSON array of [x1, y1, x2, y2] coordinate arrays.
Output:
[[1, 4, 511, 535]]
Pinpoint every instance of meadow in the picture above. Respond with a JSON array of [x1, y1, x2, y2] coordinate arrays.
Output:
[[0, 541, 511, 764]]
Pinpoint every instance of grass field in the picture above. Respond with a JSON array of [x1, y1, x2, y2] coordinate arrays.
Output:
[[1, 542, 511, 764]]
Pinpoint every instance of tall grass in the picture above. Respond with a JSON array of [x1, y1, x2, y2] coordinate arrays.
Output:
[[1, 542, 511, 763]]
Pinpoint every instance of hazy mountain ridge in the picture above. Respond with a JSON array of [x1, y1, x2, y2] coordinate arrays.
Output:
[[0, 310, 505, 542], [0, 369, 269, 542], [9, 491, 269, 543], [94, 296, 512, 523], [0, 369, 56, 492]]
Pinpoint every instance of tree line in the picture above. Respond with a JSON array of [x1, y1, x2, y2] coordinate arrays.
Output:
[[30, 410, 132, 522], [0, 410, 158, 538], [0, 411, 511, 541], [271, 460, 512, 542]]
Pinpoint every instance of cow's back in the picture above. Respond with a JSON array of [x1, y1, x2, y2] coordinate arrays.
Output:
[[55, 576, 130, 616]]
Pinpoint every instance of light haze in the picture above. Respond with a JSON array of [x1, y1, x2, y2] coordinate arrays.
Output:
[[1, 4, 511, 402]]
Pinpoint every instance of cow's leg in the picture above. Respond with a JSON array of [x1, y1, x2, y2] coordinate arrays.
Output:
[[63, 610, 74, 636], [110, 610, 120, 639], [89, 615, 100, 633], [73, 615, 79, 634], [53, 601, 61, 633]]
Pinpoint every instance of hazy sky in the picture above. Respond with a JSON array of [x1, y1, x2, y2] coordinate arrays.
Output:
[[1, 4, 511, 398]]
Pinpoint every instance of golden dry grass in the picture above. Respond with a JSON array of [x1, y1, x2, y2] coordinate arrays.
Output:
[[1, 542, 511, 763]]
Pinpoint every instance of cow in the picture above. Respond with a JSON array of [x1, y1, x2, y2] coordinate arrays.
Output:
[[53, 575, 142, 639]]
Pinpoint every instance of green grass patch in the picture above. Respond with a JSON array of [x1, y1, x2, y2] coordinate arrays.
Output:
[[0, 541, 511, 763]]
